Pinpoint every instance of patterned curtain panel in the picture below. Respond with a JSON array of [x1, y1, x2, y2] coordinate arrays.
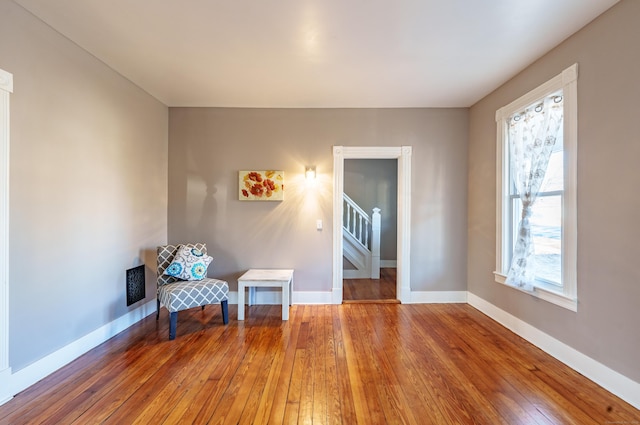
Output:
[[506, 96, 563, 291]]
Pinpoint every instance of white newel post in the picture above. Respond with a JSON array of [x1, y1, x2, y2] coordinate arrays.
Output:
[[0, 68, 13, 405], [371, 208, 381, 279]]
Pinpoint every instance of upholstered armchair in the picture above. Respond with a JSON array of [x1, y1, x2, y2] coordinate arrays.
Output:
[[156, 243, 229, 340]]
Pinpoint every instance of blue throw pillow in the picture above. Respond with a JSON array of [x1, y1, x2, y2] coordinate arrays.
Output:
[[164, 245, 213, 281]]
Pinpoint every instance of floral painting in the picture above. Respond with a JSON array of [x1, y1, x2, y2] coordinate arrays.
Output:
[[239, 170, 284, 201]]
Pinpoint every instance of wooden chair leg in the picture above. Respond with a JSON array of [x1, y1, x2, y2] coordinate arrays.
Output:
[[169, 311, 178, 340], [221, 300, 229, 324], [156, 298, 160, 320]]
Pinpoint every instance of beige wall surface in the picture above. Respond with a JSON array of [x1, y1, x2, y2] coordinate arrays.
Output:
[[169, 108, 468, 293], [344, 159, 397, 262], [468, 0, 640, 382], [0, 1, 168, 371]]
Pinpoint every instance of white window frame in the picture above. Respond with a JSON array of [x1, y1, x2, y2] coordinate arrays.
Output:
[[494, 63, 578, 312]]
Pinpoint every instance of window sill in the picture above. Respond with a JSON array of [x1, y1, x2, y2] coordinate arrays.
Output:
[[493, 272, 577, 312]]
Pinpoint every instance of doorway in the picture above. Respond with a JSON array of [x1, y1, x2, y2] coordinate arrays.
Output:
[[331, 146, 412, 304], [342, 158, 397, 302]]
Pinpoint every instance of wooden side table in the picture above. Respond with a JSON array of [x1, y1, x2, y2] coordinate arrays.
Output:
[[237, 269, 294, 320]]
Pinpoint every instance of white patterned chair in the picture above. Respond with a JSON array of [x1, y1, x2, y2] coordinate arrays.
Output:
[[156, 243, 229, 340]]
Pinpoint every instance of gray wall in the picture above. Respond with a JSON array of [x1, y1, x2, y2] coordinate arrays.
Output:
[[168, 108, 468, 293], [344, 159, 397, 262], [468, 0, 640, 382], [0, 1, 168, 371]]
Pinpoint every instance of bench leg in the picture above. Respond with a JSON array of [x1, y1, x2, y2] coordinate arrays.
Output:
[[282, 282, 290, 320], [238, 283, 245, 320]]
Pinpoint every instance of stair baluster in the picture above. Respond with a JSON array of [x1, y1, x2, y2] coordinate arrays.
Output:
[[342, 193, 381, 279]]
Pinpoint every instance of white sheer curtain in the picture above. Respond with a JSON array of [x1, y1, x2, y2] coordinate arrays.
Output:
[[506, 96, 563, 291]]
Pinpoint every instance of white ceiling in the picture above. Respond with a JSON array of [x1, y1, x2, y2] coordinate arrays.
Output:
[[14, 0, 618, 108]]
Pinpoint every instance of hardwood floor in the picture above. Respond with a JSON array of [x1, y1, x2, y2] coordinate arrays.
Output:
[[1, 303, 638, 424], [343, 267, 397, 302]]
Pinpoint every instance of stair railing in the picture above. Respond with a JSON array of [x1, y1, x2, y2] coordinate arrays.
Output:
[[343, 193, 371, 249], [343, 194, 382, 279]]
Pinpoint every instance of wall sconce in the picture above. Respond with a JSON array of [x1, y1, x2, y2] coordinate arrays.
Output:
[[305, 166, 316, 180]]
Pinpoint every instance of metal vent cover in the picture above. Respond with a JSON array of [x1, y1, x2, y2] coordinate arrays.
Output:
[[126, 265, 146, 306]]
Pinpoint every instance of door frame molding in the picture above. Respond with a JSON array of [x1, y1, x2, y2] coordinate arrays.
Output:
[[0, 68, 13, 404], [332, 146, 412, 304]]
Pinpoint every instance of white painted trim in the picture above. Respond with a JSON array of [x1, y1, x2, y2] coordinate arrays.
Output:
[[236, 290, 466, 306], [495, 64, 577, 121], [333, 146, 412, 304], [467, 292, 640, 410], [380, 260, 397, 268], [494, 272, 577, 312], [0, 68, 12, 405], [397, 146, 412, 303], [332, 147, 344, 304], [0, 368, 11, 405], [408, 291, 468, 304], [293, 291, 333, 305], [495, 63, 578, 309], [8, 300, 156, 399], [230, 290, 333, 305], [332, 287, 343, 304], [562, 64, 579, 302], [342, 269, 369, 279], [6, 289, 638, 412], [0, 69, 13, 93]]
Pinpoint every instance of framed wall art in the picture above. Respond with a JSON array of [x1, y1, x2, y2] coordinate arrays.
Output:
[[239, 170, 284, 201]]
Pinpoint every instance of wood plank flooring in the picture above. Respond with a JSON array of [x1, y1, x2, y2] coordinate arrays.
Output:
[[1, 303, 638, 424], [343, 268, 397, 302]]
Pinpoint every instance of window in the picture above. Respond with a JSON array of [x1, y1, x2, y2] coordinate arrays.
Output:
[[495, 64, 578, 311]]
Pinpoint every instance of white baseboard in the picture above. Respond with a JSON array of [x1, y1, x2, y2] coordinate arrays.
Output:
[[230, 290, 333, 305], [234, 289, 467, 305], [342, 269, 369, 279], [0, 367, 12, 405], [408, 291, 467, 304], [6, 290, 638, 411], [9, 299, 156, 398], [293, 291, 333, 305], [467, 292, 640, 410], [332, 288, 343, 305], [380, 260, 397, 268]]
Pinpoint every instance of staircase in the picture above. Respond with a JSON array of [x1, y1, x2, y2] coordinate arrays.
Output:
[[343, 194, 381, 279]]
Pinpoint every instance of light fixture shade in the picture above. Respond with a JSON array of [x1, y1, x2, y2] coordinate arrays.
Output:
[[305, 166, 316, 180]]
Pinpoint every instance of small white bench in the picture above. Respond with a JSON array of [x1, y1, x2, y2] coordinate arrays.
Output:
[[237, 269, 294, 320]]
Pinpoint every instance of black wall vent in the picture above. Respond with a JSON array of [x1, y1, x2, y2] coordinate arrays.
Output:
[[126, 265, 146, 306]]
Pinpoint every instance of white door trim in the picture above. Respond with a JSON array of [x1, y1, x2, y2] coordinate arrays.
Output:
[[0, 68, 13, 404], [332, 146, 412, 304]]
